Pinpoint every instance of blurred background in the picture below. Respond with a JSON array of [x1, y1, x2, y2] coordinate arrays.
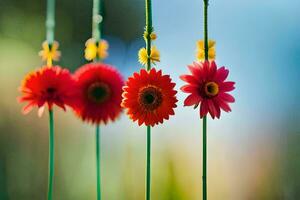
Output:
[[0, 0, 300, 199]]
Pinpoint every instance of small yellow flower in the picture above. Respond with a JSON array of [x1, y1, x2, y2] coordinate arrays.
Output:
[[85, 39, 97, 61], [143, 31, 157, 41], [84, 38, 109, 61], [138, 46, 160, 66], [196, 40, 216, 61], [39, 41, 61, 67], [98, 40, 109, 59]]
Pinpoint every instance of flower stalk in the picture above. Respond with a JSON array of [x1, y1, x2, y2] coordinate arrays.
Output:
[[96, 125, 101, 200], [47, 109, 54, 200], [203, 0, 209, 199], [145, 0, 153, 71], [92, 1, 103, 199], [46, 0, 55, 44], [145, 0, 153, 199], [92, 0, 102, 42], [146, 126, 151, 200], [46, 0, 56, 198]]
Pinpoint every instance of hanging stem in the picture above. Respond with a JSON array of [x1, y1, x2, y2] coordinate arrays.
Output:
[[47, 109, 54, 200], [92, 0, 103, 63], [92, 0, 103, 41], [204, 0, 209, 60], [202, 116, 207, 200], [46, 0, 55, 44], [146, 126, 151, 200], [203, 1, 209, 200], [96, 125, 101, 200], [145, 0, 153, 199], [145, 0, 153, 71]]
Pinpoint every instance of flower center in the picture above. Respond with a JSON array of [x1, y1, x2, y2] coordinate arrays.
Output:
[[138, 85, 163, 111], [204, 82, 219, 97], [43, 87, 58, 99], [46, 87, 56, 94], [87, 82, 111, 103]]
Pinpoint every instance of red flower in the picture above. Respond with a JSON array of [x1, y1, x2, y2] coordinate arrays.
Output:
[[121, 68, 177, 126], [180, 61, 235, 119], [72, 63, 124, 124], [18, 66, 76, 115]]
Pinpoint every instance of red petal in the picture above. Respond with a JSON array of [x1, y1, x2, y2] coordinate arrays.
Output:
[[209, 61, 217, 79], [215, 98, 231, 112], [180, 85, 198, 93], [219, 81, 235, 92], [215, 67, 229, 83], [180, 75, 198, 84], [213, 100, 221, 119], [184, 94, 202, 106], [22, 102, 35, 114], [200, 100, 208, 118], [219, 93, 235, 103], [188, 65, 202, 79], [207, 100, 217, 119]]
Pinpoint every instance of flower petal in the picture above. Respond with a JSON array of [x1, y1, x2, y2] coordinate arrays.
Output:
[[215, 67, 229, 83], [219, 93, 235, 103], [180, 85, 198, 93], [188, 64, 201, 79], [219, 81, 235, 92], [184, 94, 202, 106], [207, 100, 217, 119], [180, 75, 198, 84], [200, 100, 208, 118], [215, 97, 232, 112]]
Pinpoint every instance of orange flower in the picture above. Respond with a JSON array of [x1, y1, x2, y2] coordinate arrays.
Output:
[[18, 66, 76, 115], [122, 68, 177, 126]]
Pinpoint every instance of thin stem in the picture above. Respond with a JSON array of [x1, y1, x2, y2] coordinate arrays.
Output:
[[203, 1, 209, 200], [47, 109, 54, 200], [96, 125, 101, 200], [145, 0, 153, 199], [202, 116, 207, 200], [145, 0, 153, 71], [146, 125, 151, 200], [92, 0, 103, 41], [46, 0, 55, 44], [204, 0, 209, 61]]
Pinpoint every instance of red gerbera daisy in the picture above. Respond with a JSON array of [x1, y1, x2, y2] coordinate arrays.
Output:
[[18, 66, 76, 115], [121, 68, 177, 127], [180, 61, 235, 119], [72, 63, 124, 124]]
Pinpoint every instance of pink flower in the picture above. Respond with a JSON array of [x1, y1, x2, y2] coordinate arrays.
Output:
[[180, 61, 235, 119]]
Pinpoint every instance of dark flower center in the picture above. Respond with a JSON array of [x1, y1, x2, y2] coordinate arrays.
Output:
[[87, 82, 111, 103], [204, 81, 219, 97], [43, 87, 58, 99], [46, 87, 56, 94], [138, 85, 163, 111]]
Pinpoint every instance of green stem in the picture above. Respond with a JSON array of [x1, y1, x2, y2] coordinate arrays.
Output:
[[46, 0, 55, 44], [145, 0, 153, 71], [204, 0, 209, 61], [203, 1, 209, 200], [47, 109, 54, 200], [145, 0, 153, 199], [96, 125, 101, 200], [92, 0, 103, 41], [202, 116, 207, 200], [146, 125, 151, 200]]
